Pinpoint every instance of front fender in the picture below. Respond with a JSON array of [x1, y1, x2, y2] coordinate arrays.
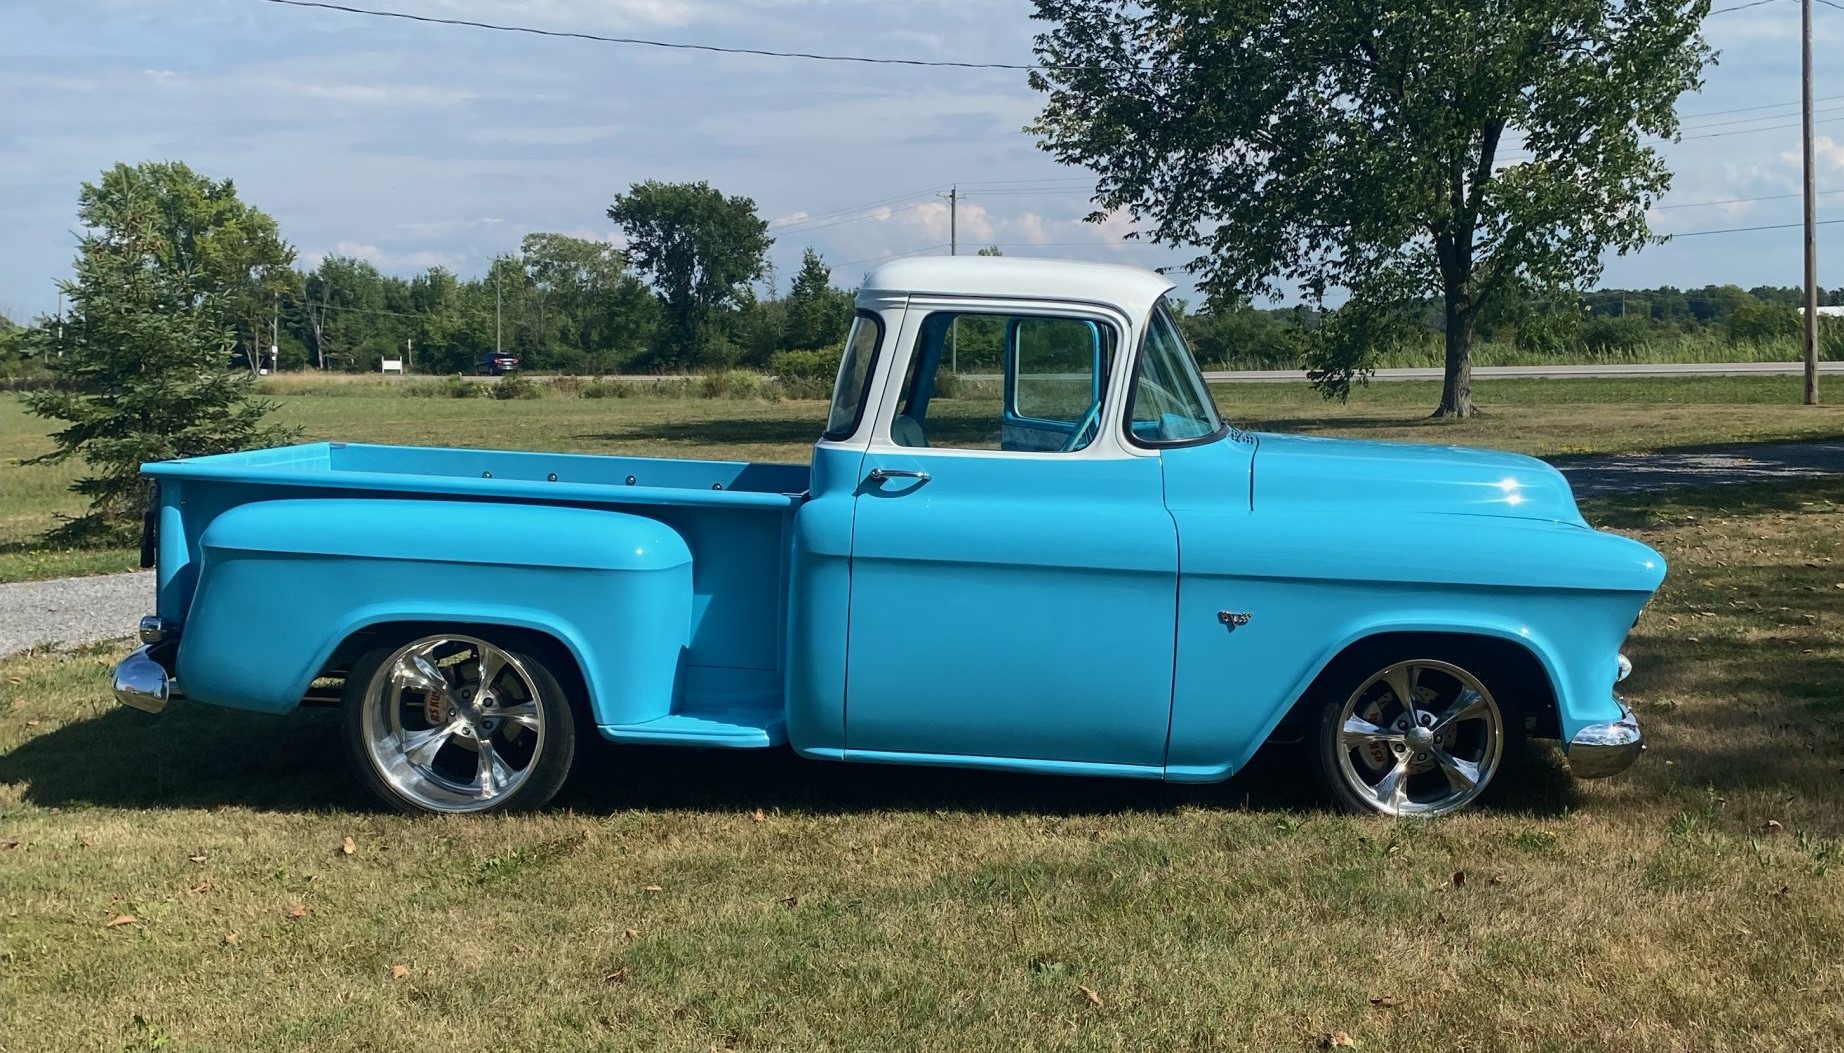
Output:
[[174, 499, 692, 725]]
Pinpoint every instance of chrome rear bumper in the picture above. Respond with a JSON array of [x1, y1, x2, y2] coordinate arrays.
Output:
[[1566, 700, 1644, 779], [113, 645, 178, 715]]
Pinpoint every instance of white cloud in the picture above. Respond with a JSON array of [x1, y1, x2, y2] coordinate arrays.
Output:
[[308, 240, 470, 271]]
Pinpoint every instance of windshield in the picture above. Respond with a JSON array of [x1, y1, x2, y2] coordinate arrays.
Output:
[[824, 310, 883, 441], [1126, 298, 1225, 445]]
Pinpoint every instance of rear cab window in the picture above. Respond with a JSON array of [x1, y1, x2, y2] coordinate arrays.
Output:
[[824, 310, 884, 441]]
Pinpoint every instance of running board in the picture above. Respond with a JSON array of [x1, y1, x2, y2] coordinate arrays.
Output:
[[597, 708, 786, 749]]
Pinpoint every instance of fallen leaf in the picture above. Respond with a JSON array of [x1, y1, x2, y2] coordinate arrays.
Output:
[[340, 836, 356, 856], [1077, 985, 1103, 1007], [750, 809, 767, 823], [1325, 1031, 1357, 1049], [5, 677, 21, 684], [643, 884, 663, 893], [603, 967, 631, 986], [286, 904, 308, 919], [105, 913, 136, 927], [779, 895, 800, 908], [623, 928, 638, 940], [0, 840, 19, 850], [1765, 819, 1784, 832], [188, 855, 207, 864], [188, 881, 211, 895], [390, 964, 409, 980], [24, 720, 39, 727], [222, 931, 239, 945], [1368, 995, 1397, 1009], [1451, 870, 1466, 888]]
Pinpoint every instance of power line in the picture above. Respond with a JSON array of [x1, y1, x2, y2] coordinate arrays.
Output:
[[1657, 188, 1844, 209], [258, 0, 1047, 69], [768, 184, 949, 229], [1681, 93, 1843, 118], [773, 199, 938, 237], [1709, 0, 1786, 13], [1668, 217, 1843, 236]]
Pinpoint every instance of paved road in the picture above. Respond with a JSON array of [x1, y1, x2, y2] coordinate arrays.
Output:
[[1200, 361, 1844, 383], [1552, 438, 1844, 497], [4, 437, 1841, 659]]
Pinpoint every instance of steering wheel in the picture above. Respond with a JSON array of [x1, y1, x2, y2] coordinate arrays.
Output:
[[1060, 400, 1104, 453]]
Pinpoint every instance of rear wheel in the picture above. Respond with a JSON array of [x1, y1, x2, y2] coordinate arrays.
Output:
[[341, 632, 577, 814], [1312, 652, 1517, 817]]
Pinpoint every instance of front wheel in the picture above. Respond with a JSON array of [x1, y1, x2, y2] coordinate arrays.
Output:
[[1312, 654, 1518, 817], [341, 632, 577, 814]]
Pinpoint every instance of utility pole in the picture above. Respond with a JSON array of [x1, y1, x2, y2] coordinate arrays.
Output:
[[406, 337, 414, 371], [269, 295, 279, 375], [1801, 0, 1820, 405], [940, 185, 959, 256], [941, 185, 960, 374], [495, 270, 503, 355]]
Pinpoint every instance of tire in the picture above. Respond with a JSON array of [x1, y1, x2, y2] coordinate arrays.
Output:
[[341, 631, 578, 814], [1310, 645, 1523, 817]]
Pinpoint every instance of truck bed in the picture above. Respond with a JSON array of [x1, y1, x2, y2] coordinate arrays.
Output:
[[145, 442, 810, 743]]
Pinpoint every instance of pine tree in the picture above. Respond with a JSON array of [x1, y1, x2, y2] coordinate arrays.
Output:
[[783, 248, 852, 352], [25, 164, 299, 543]]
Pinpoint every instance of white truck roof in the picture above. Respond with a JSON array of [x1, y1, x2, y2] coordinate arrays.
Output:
[[857, 256, 1177, 319]]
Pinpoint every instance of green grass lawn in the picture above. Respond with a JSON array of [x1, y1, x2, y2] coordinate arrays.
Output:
[[1, 478, 1840, 1051], [5, 375, 1842, 582]]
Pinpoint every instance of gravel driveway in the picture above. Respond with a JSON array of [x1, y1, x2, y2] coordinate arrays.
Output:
[[4, 439, 1840, 661], [0, 571, 152, 659]]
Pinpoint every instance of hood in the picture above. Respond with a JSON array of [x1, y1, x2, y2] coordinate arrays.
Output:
[[1251, 432, 1585, 525]]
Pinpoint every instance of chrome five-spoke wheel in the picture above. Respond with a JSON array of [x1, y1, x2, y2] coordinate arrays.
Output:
[[1320, 657, 1508, 817], [342, 633, 576, 814]]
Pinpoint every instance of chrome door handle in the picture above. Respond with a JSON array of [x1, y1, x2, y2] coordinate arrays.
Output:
[[868, 467, 929, 483]]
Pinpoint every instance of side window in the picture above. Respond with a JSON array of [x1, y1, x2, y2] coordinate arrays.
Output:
[[887, 311, 1116, 453]]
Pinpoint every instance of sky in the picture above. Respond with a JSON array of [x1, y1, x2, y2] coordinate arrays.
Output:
[[1, 0, 1840, 322]]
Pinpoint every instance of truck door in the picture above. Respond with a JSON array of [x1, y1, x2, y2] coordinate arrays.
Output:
[[843, 303, 1178, 772]]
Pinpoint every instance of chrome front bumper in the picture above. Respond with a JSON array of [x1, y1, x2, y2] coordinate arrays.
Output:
[[113, 645, 178, 715], [1566, 700, 1644, 779]]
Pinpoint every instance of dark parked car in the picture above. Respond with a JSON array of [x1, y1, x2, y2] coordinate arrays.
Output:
[[475, 352, 520, 376]]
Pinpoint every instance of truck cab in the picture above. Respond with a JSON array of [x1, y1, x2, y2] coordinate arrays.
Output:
[[114, 257, 1659, 817]]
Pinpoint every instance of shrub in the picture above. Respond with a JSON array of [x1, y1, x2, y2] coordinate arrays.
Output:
[[766, 347, 842, 380], [1726, 300, 1800, 345], [583, 377, 639, 399], [698, 370, 779, 401], [444, 375, 485, 398], [1580, 315, 1652, 356], [490, 372, 542, 399]]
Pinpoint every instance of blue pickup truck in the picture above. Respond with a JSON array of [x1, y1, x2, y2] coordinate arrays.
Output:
[[112, 257, 1660, 817]]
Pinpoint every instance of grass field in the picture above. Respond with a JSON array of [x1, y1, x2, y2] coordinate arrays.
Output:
[[1, 477, 1840, 1051], [5, 374, 1843, 582]]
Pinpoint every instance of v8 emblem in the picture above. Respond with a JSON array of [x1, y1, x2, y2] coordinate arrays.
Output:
[[1217, 611, 1253, 631]]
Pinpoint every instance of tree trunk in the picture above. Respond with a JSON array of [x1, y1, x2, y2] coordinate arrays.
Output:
[[1434, 309, 1476, 418]]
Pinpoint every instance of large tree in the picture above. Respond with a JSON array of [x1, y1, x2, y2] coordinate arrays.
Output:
[[607, 181, 772, 368], [72, 162, 297, 373], [26, 164, 298, 541], [1029, 0, 1713, 416]]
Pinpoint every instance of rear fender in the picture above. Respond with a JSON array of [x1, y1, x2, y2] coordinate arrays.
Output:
[[173, 499, 692, 725]]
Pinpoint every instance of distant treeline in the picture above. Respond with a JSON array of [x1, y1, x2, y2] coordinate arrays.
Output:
[[1179, 284, 1844, 370]]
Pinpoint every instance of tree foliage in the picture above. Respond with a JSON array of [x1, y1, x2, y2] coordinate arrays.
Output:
[[607, 180, 773, 367], [782, 249, 854, 352], [1029, 0, 1714, 416], [25, 164, 299, 541]]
